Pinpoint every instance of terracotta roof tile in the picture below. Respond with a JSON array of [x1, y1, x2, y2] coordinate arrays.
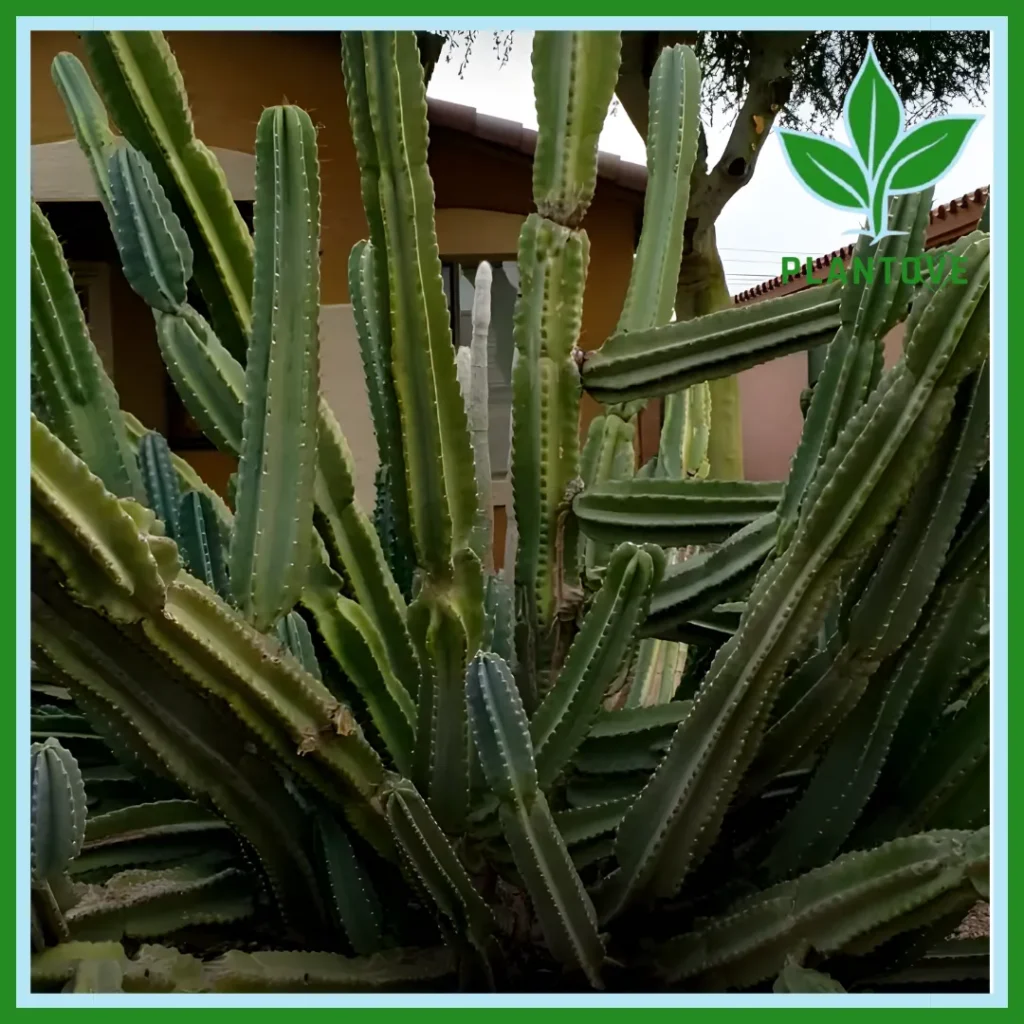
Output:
[[426, 97, 647, 193], [731, 186, 990, 304]]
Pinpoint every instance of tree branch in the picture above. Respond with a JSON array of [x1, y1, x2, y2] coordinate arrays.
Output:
[[417, 31, 447, 88], [616, 30, 697, 140], [687, 31, 810, 240]]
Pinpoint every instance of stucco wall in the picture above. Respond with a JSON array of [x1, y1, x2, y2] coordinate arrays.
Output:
[[738, 323, 904, 481]]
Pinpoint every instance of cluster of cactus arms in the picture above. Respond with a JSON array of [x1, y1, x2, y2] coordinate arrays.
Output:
[[29, 28, 989, 994]]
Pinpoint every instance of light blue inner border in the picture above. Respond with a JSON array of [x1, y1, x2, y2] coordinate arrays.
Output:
[[15, 14, 1008, 1009]]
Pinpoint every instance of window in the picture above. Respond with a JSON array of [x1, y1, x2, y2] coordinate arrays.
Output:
[[440, 258, 519, 487]]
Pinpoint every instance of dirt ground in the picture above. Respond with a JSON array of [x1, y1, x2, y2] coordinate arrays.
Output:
[[954, 902, 990, 939]]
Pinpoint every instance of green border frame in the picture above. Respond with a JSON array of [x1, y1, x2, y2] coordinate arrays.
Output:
[[7, 7, 1015, 1016]]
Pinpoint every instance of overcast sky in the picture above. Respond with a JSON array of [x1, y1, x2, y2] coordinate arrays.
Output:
[[427, 32, 993, 295]]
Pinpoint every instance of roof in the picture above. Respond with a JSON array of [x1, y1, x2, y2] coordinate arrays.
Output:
[[732, 186, 990, 305], [426, 97, 648, 194]]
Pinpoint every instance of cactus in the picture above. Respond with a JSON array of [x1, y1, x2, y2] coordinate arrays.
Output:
[[31, 737, 88, 949], [137, 432, 181, 541], [74, 36, 255, 360], [229, 105, 322, 632], [654, 829, 988, 990], [583, 283, 844, 404], [456, 261, 495, 571], [32, 738, 87, 882], [32, 940, 457, 993], [30, 29, 989, 994], [467, 653, 604, 987], [30, 204, 145, 503], [176, 490, 230, 601], [108, 145, 195, 315]]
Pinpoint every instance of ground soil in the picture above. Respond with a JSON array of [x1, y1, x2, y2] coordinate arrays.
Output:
[[954, 902, 990, 939]]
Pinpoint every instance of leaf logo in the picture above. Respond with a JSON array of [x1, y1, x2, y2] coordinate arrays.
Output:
[[778, 42, 981, 242]]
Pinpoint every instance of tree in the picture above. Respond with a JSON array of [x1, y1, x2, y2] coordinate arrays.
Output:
[[433, 30, 990, 477]]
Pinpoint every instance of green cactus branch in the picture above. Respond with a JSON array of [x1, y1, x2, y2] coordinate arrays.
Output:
[[582, 282, 843, 405], [78, 34, 255, 360], [30, 204, 146, 504], [229, 105, 322, 632]]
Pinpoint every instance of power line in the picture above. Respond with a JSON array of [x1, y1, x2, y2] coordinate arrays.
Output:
[[724, 260, 793, 267], [718, 246, 817, 255]]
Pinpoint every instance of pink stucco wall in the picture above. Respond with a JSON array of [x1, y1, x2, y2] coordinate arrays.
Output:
[[739, 326, 905, 481]]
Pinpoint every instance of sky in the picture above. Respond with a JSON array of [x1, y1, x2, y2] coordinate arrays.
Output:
[[427, 32, 993, 295]]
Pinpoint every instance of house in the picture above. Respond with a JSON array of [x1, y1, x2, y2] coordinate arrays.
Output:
[[730, 187, 990, 482], [30, 29, 651, 570]]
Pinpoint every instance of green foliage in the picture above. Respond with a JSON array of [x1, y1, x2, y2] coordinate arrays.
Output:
[[30, 29, 989, 994]]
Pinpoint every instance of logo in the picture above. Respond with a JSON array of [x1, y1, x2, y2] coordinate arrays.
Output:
[[777, 41, 981, 244]]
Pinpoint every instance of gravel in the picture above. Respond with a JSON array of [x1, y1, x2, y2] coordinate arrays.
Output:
[[953, 902, 990, 939]]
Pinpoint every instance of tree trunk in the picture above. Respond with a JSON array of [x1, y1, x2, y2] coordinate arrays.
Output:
[[675, 227, 744, 480]]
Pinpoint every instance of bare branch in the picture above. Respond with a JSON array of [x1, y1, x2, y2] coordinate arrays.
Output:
[[687, 32, 810, 240]]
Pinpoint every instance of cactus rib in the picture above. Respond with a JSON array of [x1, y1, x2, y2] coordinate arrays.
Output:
[[583, 283, 843, 405]]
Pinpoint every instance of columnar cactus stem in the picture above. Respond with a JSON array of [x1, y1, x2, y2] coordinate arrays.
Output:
[[79, 33, 255, 359], [509, 32, 620, 708], [229, 106, 322, 632], [457, 261, 495, 571], [30, 204, 146, 504], [347, 31, 479, 578]]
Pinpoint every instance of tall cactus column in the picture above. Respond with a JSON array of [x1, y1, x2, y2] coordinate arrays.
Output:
[[342, 32, 486, 834], [456, 261, 495, 571], [230, 105, 322, 632], [509, 33, 623, 711], [581, 43, 703, 708]]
